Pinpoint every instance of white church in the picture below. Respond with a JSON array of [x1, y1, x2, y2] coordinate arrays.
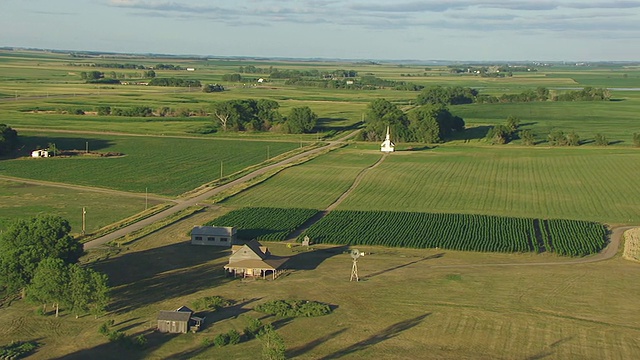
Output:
[[380, 126, 395, 153]]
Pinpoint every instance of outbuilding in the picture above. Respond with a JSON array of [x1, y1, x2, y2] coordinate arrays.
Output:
[[31, 149, 50, 158], [157, 310, 191, 334], [191, 226, 236, 247]]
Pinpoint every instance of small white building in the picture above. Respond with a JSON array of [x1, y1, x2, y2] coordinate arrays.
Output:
[[31, 149, 50, 158], [380, 126, 395, 153], [186, 68, 196, 72], [191, 226, 236, 247], [257, 78, 265, 83]]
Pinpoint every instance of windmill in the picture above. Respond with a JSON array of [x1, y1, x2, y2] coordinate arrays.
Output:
[[350, 249, 364, 281]]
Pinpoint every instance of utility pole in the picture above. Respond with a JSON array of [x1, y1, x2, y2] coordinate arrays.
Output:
[[267, 145, 270, 160], [220, 161, 223, 179], [145, 187, 148, 210], [85, 141, 89, 153], [82, 207, 86, 235]]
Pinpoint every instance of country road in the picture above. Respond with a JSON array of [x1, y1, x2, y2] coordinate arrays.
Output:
[[82, 129, 361, 249]]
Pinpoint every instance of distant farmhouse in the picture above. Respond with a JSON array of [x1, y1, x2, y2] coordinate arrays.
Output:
[[31, 149, 50, 158], [157, 306, 204, 334], [191, 226, 235, 247], [224, 240, 288, 280]]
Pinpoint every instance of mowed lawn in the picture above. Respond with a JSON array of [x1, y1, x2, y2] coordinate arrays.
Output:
[[0, 131, 299, 196]]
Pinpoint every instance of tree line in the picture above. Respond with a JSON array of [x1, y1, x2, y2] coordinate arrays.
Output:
[[0, 216, 109, 318], [71, 63, 184, 70], [417, 85, 611, 105], [210, 99, 317, 133]]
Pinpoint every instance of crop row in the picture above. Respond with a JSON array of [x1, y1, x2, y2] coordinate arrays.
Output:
[[300, 210, 607, 256], [205, 207, 318, 241]]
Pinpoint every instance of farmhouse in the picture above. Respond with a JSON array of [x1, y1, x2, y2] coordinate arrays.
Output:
[[191, 226, 236, 247], [31, 149, 50, 158], [156, 306, 205, 334], [224, 240, 288, 280], [380, 126, 395, 153]]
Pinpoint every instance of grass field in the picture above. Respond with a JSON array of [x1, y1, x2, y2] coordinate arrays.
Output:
[[0, 179, 165, 233], [2, 211, 638, 359], [336, 146, 640, 224], [0, 131, 299, 196]]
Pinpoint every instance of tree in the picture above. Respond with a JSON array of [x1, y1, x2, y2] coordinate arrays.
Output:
[[285, 106, 318, 134], [519, 129, 535, 145], [485, 125, 511, 145], [506, 116, 520, 133], [548, 130, 568, 146], [408, 104, 464, 143], [27, 258, 69, 317], [594, 133, 609, 146], [0, 216, 83, 295], [0, 124, 19, 156], [362, 99, 409, 141], [567, 131, 580, 146], [416, 86, 477, 106], [258, 325, 286, 360], [68, 264, 109, 318], [203, 84, 224, 93]]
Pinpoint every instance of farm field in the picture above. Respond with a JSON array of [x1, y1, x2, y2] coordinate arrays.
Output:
[[2, 213, 639, 359], [0, 131, 300, 196], [222, 149, 382, 209], [330, 145, 640, 224], [0, 178, 165, 232]]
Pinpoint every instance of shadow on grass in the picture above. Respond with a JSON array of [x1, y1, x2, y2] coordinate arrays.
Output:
[[53, 329, 179, 360], [91, 242, 231, 313], [525, 336, 574, 360], [364, 253, 445, 279], [199, 297, 262, 326], [455, 125, 493, 142], [15, 135, 114, 158], [286, 245, 349, 271], [319, 313, 431, 359], [287, 328, 348, 358]]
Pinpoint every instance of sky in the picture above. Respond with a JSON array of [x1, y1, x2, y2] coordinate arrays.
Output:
[[1, 0, 639, 61]]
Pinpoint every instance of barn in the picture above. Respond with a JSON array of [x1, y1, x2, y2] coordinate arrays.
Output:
[[191, 226, 236, 247]]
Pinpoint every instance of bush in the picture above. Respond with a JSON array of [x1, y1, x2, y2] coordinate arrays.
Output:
[[213, 333, 230, 347], [191, 296, 230, 312], [108, 330, 126, 342], [255, 300, 332, 318], [0, 341, 38, 359], [243, 316, 264, 340], [227, 329, 241, 345], [132, 334, 147, 349]]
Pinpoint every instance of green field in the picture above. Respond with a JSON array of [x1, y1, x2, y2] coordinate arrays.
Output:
[[0, 131, 299, 196], [0, 179, 165, 233]]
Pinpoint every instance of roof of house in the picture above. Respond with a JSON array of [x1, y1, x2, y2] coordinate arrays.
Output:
[[157, 310, 191, 322], [176, 306, 193, 313], [192, 226, 235, 236]]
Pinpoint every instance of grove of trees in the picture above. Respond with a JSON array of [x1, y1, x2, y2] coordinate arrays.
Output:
[[360, 99, 464, 144], [0, 216, 109, 317]]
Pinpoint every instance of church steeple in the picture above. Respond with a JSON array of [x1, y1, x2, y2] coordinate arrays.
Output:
[[380, 126, 395, 153]]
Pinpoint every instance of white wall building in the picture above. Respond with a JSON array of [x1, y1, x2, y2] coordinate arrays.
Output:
[[380, 126, 395, 153], [191, 226, 236, 247]]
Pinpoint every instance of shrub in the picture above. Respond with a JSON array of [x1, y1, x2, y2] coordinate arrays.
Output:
[[0, 341, 38, 359], [191, 296, 230, 312], [227, 329, 241, 345], [132, 334, 147, 349], [243, 316, 264, 339], [108, 330, 126, 342], [213, 333, 230, 347], [255, 300, 332, 318]]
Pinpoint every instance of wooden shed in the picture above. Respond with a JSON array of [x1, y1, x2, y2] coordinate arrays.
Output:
[[191, 226, 236, 247], [157, 310, 191, 334]]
